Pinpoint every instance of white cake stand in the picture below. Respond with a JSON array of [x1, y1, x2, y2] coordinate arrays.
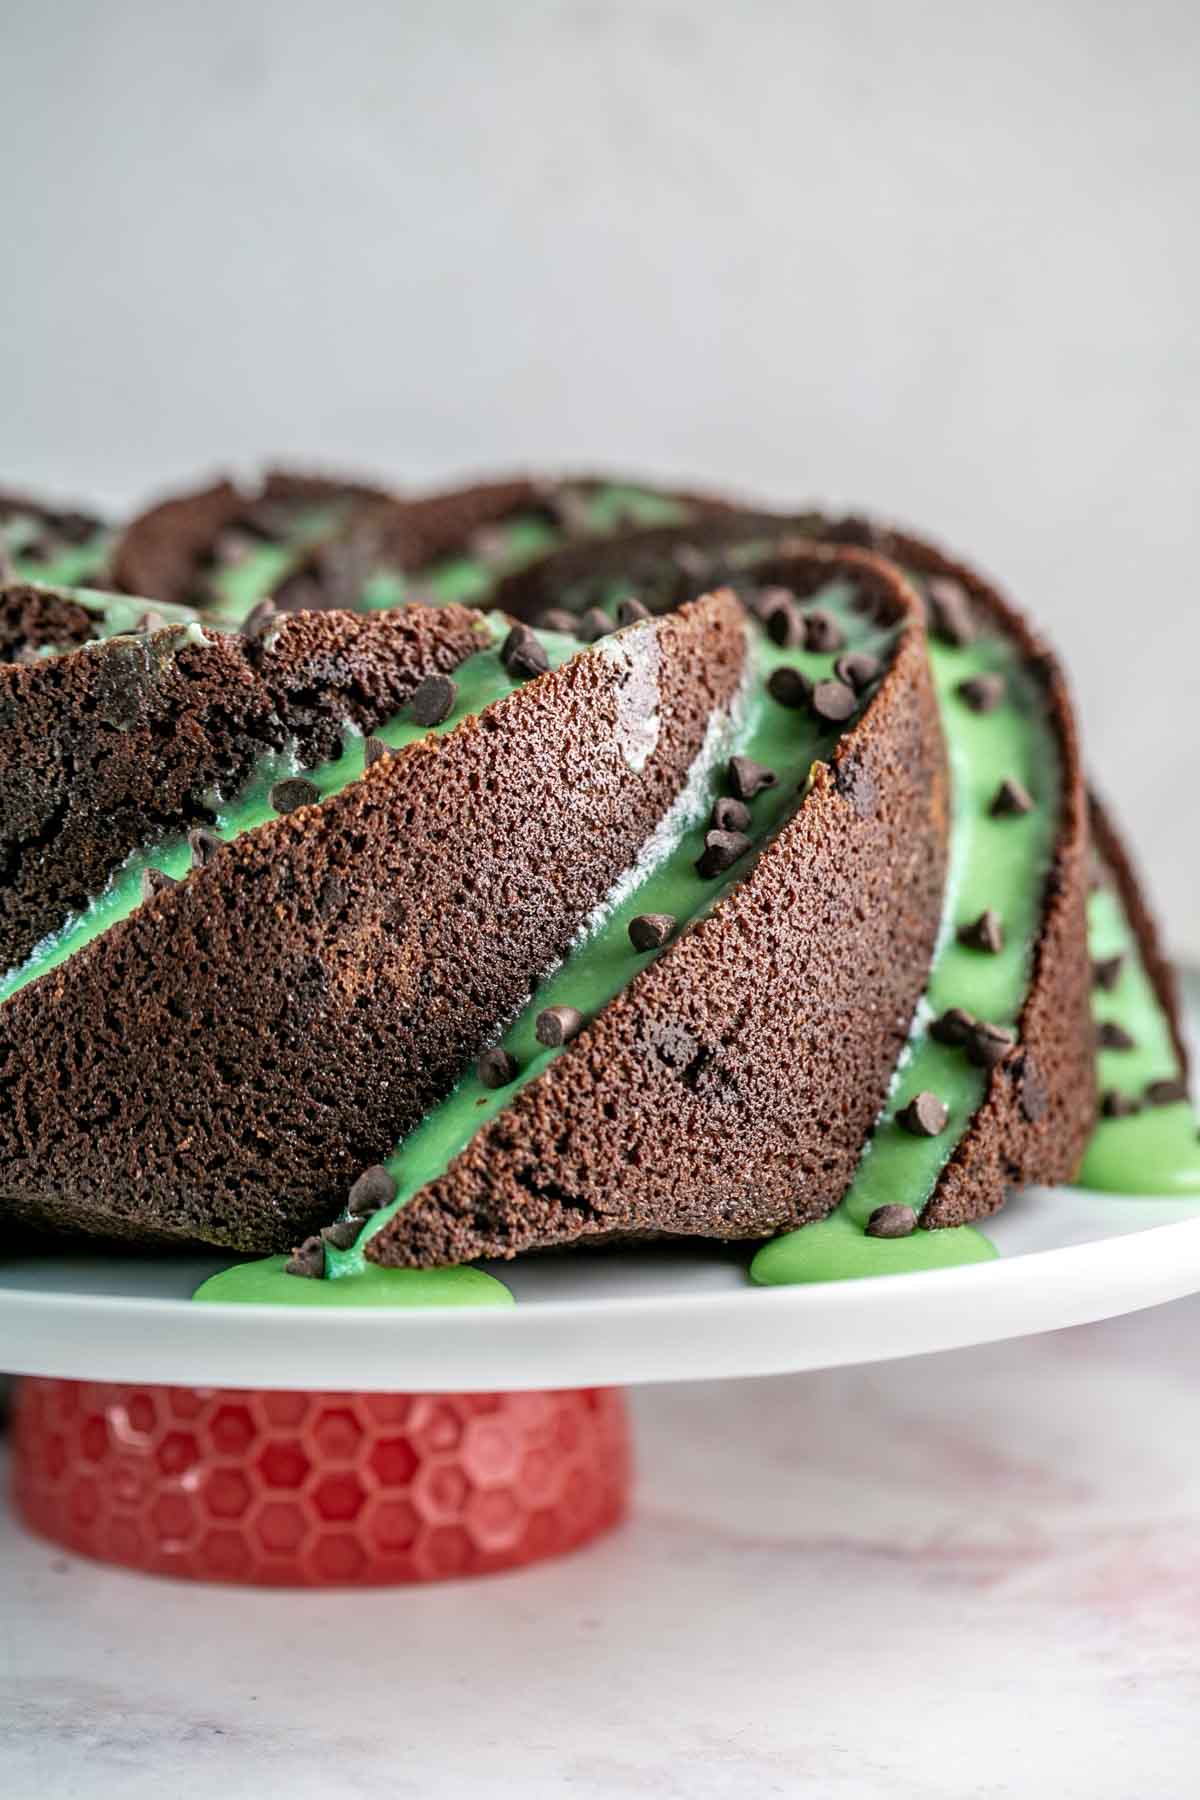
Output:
[[3, 974, 1199, 1393]]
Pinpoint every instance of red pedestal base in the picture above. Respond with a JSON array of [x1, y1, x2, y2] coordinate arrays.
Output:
[[10, 1379, 631, 1585]]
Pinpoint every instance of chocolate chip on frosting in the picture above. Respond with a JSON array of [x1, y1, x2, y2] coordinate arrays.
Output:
[[134, 609, 168, 635], [576, 608, 615, 642], [364, 736, 393, 771], [1145, 1077, 1189, 1107], [348, 1165, 398, 1215], [760, 593, 805, 648], [241, 598, 279, 641], [617, 596, 651, 626], [834, 652, 882, 693], [967, 1020, 1017, 1068], [536, 608, 579, 635], [712, 796, 751, 834], [409, 673, 458, 727], [696, 829, 751, 878], [810, 678, 857, 724], [535, 1005, 586, 1048], [1091, 954, 1125, 992], [929, 1007, 978, 1047], [925, 575, 976, 647], [766, 667, 813, 710], [141, 867, 178, 901], [728, 755, 777, 802], [957, 673, 1006, 714], [957, 909, 1005, 954], [865, 1203, 917, 1239], [188, 828, 224, 869], [989, 777, 1034, 817], [1101, 1089, 1142, 1119], [897, 1091, 949, 1137], [285, 1236, 326, 1279], [629, 913, 676, 951], [322, 1217, 365, 1251], [804, 608, 845, 654], [270, 777, 320, 816], [500, 624, 550, 679], [478, 1047, 519, 1088], [1098, 1021, 1136, 1051]]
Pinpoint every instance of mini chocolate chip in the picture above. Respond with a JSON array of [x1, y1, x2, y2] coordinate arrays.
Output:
[[535, 1005, 586, 1048], [1014, 1053, 1049, 1123], [1092, 954, 1125, 991], [348, 1165, 398, 1215], [1102, 1089, 1142, 1118], [766, 667, 813, 709], [761, 594, 805, 648], [865, 1203, 917, 1239], [957, 673, 1006, 713], [728, 755, 777, 801], [897, 1091, 949, 1137], [285, 1236, 326, 1279], [696, 829, 751, 878], [141, 867, 177, 901], [929, 1007, 978, 1047], [409, 673, 457, 727], [616, 596, 651, 626], [925, 575, 976, 646], [967, 1021, 1017, 1068], [990, 777, 1034, 817], [241, 598, 279, 641], [629, 913, 676, 951], [810, 678, 857, 724], [576, 607, 614, 642], [833, 652, 882, 692], [1145, 1077, 1189, 1107], [270, 777, 320, 816], [188, 828, 223, 869], [537, 608, 579, 634], [957, 909, 1005, 954], [322, 1217, 364, 1251], [1098, 1021, 1136, 1051], [364, 736, 393, 771], [469, 524, 513, 566], [712, 796, 751, 834], [501, 624, 550, 678], [804, 608, 845, 653], [134, 609, 168, 635], [478, 1047, 519, 1088]]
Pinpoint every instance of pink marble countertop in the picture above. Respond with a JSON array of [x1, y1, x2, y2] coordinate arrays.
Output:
[[3, 1296, 1199, 1796]]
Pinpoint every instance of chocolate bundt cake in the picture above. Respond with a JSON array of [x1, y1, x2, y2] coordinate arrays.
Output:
[[0, 462, 1194, 1305]]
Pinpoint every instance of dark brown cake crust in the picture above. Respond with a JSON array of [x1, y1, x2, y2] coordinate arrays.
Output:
[[0, 582, 103, 662], [368, 544, 953, 1267], [109, 469, 392, 609], [0, 604, 490, 973], [448, 504, 1100, 1235], [1089, 790, 1189, 1079], [0, 593, 750, 1250]]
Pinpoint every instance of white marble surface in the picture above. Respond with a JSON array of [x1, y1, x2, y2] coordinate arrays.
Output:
[[4, 1297, 1200, 1797]]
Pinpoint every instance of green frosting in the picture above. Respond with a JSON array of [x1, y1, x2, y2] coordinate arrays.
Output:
[[5, 512, 112, 589], [1078, 884, 1200, 1192], [8, 585, 204, 661], [0, 615, 578, 1002], [312, 586, 892, 1286], [752, 627, 1060, 1286], [193, 1255, 511, 1307], [202, 504, 343, 621]]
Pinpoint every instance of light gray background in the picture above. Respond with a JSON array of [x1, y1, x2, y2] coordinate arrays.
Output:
[[3, 0, 1197, 946]]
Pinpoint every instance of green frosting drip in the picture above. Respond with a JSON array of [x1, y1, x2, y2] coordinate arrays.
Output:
[[0, 616, 578, 1002], [193, 1255, 511, 1307], [1077, 885, 1200, 1192], [752, 628, 1060, 1286], [318, 585, 891, 1285]]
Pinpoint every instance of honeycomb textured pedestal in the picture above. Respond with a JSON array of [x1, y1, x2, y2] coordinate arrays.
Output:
[[10, 1379, 631, 1585]]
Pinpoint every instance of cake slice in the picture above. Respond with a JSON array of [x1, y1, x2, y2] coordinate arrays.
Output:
[[0, 593, 749, 1249], [0, 601, 488, 972]]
